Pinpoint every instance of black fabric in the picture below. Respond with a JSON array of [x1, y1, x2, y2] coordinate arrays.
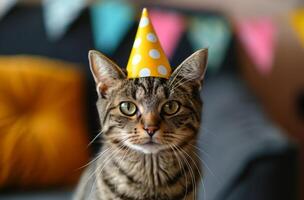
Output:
[[226, 152, 298, 200]]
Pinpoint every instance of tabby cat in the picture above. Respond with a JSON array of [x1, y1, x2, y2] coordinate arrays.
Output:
[[74, 48, 208, 200]]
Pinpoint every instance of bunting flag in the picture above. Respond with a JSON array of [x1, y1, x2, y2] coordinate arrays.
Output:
[[188, 16, 231, 73], [42, 0, 87, 41], [0, 0, 18, 19], [236, 18, 276, 75], [149, 9, 186, 59], [291, 9, 304, 48], [90, 0, 135, 54]]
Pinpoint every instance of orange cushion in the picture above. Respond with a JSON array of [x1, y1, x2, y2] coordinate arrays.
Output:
[[0, 56, 90, 189]]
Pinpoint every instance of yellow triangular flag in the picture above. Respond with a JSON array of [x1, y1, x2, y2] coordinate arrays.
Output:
[[291, 9, 304, 47], [126, 8, 171, 79]]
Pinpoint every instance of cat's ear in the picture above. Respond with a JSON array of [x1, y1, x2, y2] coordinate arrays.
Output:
[[89, 50, 126, 97], [169, 49, 208, 90]]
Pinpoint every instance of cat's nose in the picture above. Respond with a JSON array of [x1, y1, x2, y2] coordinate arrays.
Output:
[[143, 126, 159, 137]]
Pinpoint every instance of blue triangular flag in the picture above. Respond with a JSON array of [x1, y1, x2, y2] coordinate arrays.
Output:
[[0, 0, 18, 20], [90, 0, 135, 54], [43, 0, 87, 41], [188, 16, 231, 73]]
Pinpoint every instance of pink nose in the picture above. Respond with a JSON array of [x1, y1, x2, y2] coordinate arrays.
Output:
[[143, 126, 159, 137]]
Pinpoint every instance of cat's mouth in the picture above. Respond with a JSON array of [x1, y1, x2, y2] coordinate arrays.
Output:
[[125, 139, 166, 154], [124, 137, 168, 154], [145, 141, 156, 144], [143, 137, 163, 145], [142, 141, 159, 146]]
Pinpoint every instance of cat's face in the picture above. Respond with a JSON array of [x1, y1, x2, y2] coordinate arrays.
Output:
[[89, 49, 208, 154], [99, 78, 202, 154]]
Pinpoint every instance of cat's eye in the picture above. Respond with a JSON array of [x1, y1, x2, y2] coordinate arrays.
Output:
[[162, 101, 180, 116], [120, 101, 137, 116]]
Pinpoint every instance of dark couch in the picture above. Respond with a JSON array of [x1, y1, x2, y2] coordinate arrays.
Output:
[[0, 5, 298, 200]]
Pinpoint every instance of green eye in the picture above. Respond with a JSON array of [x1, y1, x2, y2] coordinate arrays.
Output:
[[162, 101, 180, 116], [120, 101, 137, 116]]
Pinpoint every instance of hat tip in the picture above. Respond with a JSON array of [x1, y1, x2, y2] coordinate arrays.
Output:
[[142, 7, 148, 13]]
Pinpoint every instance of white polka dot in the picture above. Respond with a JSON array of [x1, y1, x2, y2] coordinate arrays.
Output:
[[132, 54, 141, 65], [146, 33, 157, 42], [157, 65, 168, 75], [133, 38, 141, 48], [149, 49, 160, 59], [139, 68, 151, 77], [139, 17, 149, 27]]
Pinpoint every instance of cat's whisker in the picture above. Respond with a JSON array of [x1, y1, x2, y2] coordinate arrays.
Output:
[[171, 145, 193, 200], [174, 143, 205, 200], [171, 76, 198, 92], [189, 144, 211, 159], [169, 76, 188, 92], [85, 136, 130, 187], [184, 147, 205, 200], [189, 146, 220, 186], [197, 149, 211, 159], [201, 127, 217, 136], [87, 130, 104, 147], [118, 143, 131, 166], [201, 176, 207, 200], [86, 146, 119, 199], [176, 76, 198, 89], [168, 144, 188, 200], [168, 137, 212, 185], [88, 137, 132, 199], [88, 147, 123, 199], [77, 146, 112, 171], [172, 144, 196, 200], [169, 75, 188, 89], [168, 62, 186, 88], [88, 129, 133, 147], [170, 74, 195, 90], [183, 150, 197, 200]]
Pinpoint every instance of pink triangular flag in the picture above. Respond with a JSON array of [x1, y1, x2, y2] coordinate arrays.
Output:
[[149, 9, 186, 58], [236, 19, 276, 75]]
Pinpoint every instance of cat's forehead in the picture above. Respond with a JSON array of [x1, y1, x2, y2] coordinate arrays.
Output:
[[120, 77, 169, 101]]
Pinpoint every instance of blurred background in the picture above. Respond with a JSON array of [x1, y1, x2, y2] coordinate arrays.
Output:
[[0, 0, 303, 200]]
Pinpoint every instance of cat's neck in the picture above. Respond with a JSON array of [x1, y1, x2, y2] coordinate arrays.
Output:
[[98, 141, 200, 188]]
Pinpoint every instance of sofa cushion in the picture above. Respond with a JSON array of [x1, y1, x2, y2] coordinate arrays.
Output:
[[0, 56, 89, 189]]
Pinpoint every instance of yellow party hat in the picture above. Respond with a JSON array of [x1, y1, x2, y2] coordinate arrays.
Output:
[[291, 9, 304, 48], [126, 8, 172, 79]]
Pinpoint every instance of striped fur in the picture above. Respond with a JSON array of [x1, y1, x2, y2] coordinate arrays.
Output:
[[74, 49, 208, 200]]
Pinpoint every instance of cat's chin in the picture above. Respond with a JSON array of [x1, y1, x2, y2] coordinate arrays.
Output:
[[126, 142, 166, 154]]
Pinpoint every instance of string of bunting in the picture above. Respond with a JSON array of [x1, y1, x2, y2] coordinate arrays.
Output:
[[1, 0, 302, 74], [89, 0, 232, 72]]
